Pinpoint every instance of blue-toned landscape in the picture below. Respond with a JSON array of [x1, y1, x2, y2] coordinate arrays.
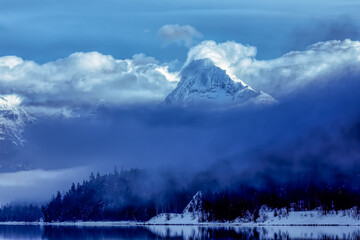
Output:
[[1, 0, 360, 239]]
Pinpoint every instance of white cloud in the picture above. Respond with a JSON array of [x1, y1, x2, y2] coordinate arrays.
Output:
[[0, 52, 179, 117], [158, 24, 203, 48], [0, 56, 23, 69], [1, 39, 359, 118], [186, 39, 360, 98]]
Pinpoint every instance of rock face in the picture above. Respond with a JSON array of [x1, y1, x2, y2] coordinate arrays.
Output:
[[0, 95, 33, 145], [182, 191, 203, 214], [165, 59, 276, 107], [146, 191, 206, 224]]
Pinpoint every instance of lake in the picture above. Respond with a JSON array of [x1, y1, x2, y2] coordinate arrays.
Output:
[[0, 224, 359, 239]]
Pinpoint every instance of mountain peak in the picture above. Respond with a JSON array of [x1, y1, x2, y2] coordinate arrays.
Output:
[[165, 59, 276, 107]]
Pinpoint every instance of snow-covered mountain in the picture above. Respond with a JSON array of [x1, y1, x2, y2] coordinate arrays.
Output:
[[0, 95, 33, 144], [165, 59, 276, 107]]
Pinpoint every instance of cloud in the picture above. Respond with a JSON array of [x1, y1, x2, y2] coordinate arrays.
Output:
[[1, 39, 359, 118], [2, 40, 360, 202], [184, 40, 257, 81], [0, 167, 90, 204], [158, 24, 203, 48], [14, 74, 360, 189], [0, 56, 23, 69], [0, 52, 179, 117], [185, 39, 360, 98]]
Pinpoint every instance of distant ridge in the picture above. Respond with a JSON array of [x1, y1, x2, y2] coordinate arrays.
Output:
[[0, 95, 33, 145]]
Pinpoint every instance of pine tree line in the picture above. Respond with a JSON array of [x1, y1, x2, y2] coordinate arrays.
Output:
[[41, 168, 191, 222], [0, 204, 42, 222], [41, 167, 360, 222]]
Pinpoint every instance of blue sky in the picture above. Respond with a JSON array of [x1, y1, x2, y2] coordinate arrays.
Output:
[[0, 0, 359, 63]]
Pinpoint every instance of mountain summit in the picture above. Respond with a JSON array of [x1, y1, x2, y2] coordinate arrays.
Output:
[[165, 59, 276, 107]]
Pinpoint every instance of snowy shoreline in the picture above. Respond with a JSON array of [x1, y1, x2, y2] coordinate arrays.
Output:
[[0, 221, 360, 227], [2, 192, 360, 227]]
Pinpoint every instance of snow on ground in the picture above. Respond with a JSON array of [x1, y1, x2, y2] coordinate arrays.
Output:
[[147, 210, 360, 226], [2, 193, 360, 227], [260, 210, 360, 226], [146, 212, 203, 225], [147, 192, 360, 226], [147, 191, 206, 225], [235, 206, 360, 226]]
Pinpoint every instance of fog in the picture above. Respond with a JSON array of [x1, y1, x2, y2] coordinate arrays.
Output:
[[0, 67, 356, 203]]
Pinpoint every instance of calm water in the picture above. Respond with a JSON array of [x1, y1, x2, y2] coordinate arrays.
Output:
[[0, 225, 359, 239]]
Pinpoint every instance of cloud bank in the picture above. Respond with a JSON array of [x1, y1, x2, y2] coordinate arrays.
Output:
[[1, 39, 360, 204], [185, 39, 360, 98], [0, 39, 359, 118], [0, 52, 179, 117], [158, 24, 203, 48]]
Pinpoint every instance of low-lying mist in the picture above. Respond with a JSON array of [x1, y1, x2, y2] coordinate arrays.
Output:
[[1, 70, 360, 204]]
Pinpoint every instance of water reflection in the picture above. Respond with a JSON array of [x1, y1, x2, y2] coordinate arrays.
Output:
[[0, 224, 359, 239], [0, 225, 42, 240], [42, 226, 157, 240]]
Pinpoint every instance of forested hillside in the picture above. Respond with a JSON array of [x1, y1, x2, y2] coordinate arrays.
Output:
[[41, 169, 190, 222], [0, 204, 42, 222], [41, 166, 360, 222]]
